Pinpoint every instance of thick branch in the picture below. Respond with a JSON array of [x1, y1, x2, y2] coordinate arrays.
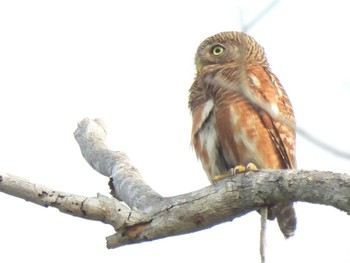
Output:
[[1, 117, 350, 250], [106, 169, 350, 248]]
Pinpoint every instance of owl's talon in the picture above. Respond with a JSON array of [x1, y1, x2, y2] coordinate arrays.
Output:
[[246, 162, 258, 171], [232, 165, 246, 175], [212, 174, 227, 182], [212, 164, 248, 182]]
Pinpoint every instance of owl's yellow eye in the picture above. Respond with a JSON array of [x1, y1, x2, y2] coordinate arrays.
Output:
[[211, 45, 225, 56]]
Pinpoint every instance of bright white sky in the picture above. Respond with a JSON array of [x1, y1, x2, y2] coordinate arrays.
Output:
[[1, 1, 350, 262]]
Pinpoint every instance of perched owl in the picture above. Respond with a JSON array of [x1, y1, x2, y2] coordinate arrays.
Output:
[[189, 31, 296, 238]]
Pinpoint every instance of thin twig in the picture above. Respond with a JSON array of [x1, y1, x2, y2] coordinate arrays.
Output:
[[297, 127, 350, 159], [241, 0, 280, 33], [260, 207, 268, 263]]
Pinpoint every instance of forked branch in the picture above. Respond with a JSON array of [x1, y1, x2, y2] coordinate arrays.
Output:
[[1, 118, 350, 249]]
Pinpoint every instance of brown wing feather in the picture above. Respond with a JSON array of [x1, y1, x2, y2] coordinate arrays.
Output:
[[248, 66, 296, 169]]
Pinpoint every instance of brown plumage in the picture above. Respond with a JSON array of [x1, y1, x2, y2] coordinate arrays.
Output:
[[189, 31, 296, 238]]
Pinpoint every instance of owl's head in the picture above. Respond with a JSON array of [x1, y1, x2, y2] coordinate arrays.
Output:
[[195, 31, 268, 73]]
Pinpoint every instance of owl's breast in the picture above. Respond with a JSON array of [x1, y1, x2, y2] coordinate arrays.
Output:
[[214, 91, 285, 169]]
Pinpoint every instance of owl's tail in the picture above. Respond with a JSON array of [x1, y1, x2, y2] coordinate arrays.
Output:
[[274, 202, 297, 238]]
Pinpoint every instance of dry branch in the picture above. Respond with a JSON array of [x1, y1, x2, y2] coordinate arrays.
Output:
[[1, 117, 350, 249]]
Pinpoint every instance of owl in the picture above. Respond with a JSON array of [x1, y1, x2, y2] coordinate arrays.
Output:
[[189, 31, 296, 238]]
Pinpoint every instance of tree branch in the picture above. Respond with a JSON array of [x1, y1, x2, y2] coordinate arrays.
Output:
[[0, 172, 133, 229], [1, 117, 350, 250]]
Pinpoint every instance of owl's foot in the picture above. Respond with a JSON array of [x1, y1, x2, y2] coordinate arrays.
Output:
[[212, 163, 258, 182], [230, 162, 258, 175]]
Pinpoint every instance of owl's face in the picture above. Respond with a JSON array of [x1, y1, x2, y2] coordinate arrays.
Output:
[[195, 31, 267, 73]]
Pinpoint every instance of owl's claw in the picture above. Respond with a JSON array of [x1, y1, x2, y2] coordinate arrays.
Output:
[[212, 163, 258, 182], [246, 162, 258, 171], [212, 174, 228, 182], [231, 165, 246, 175]]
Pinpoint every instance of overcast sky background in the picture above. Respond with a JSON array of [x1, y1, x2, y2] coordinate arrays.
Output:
[[1, 1, 350, 262]]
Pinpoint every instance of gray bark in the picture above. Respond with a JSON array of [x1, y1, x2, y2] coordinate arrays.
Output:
[[1, 118, 349, 249]]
